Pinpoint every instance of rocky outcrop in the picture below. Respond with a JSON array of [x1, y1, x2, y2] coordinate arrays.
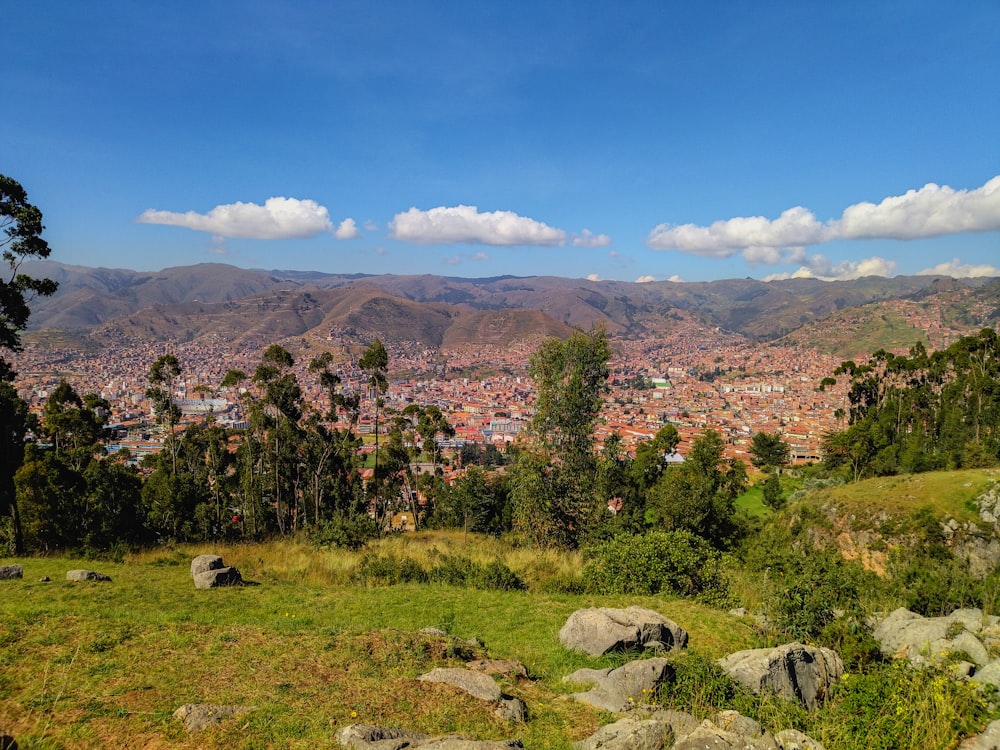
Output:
[[173, 703, 252, 733], [335, 724, 523, 749], [873, 607, 999, 668], [564, 657, 674, 713], [559, 606, 688, 657], [717, 643, 843, 710], [0, 565, 22, 580], [66, 569, 112, 582]]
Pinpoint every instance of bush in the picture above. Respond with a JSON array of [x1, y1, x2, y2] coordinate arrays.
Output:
[[309, 513, 378, 550], [582, 530, 730, 603], [353, 553, 428, 585], [471, 559, 526, 591], [428, 554, 477, 586]]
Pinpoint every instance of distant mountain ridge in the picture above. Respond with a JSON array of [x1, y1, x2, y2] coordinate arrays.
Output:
[[20, 261, 1000, 354]]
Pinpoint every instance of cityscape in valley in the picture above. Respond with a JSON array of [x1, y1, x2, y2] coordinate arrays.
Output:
[[11, 262, 1000, 473]]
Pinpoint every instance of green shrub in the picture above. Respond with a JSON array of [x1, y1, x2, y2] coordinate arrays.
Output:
[[582, 530, 730, 603], [428, 554, 477, 586], [353, 553, 428, 585], [308, 513, 378, 550], [471, 559, 526, 591]]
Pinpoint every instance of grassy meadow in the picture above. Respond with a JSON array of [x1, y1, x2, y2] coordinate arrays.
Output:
[[0, 534, 758, 750], [3, 469, 999, 749]]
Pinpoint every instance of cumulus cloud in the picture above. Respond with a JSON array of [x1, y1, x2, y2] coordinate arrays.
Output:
[[334, 218, 360, 239], [137, 197, 343, 239], [667, 275, 684, 283], [572, 229, 612, 247], [917, 258, 1000, 278], [586, 273, 601, 281], [390, 205, 566, 246], [763, 254, 898, 281], [635, 275, 656, 283], [363, 220, 379, 232], [647, 175, 1000, 263]]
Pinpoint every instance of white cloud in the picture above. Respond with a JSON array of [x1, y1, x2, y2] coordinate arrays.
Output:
[[667, 274, 684, 283], [646, 175, 1000, 263], [137, 197, 337, 239], [764, 254, 898, 281], [389, 205, 566, 246], [444, 256, 461, 266], [635, 275, 656, 283], [363, 220, 379, 232], [834, 177, 1000, 240], [586, 273, 601, 281], [572, 229, 612, 247], [647, 206, 827, 257], [916, 258, 1000, 278], [334, 218, 360, 239], [471, 252, 490, 261]]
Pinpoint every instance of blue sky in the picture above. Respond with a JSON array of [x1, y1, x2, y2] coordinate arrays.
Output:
[[5, 1, 999, 282]]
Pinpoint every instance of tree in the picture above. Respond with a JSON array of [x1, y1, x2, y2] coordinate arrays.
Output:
[[146, 354, 182, 476], [1, 174, 58, 380], [511, 327, 611, 548], [359, 338, 389, 516], [1, 175, 57, 552], [648, 429, 746, 548], [528, 327, 610, 474], [749, 431, 791, 472]]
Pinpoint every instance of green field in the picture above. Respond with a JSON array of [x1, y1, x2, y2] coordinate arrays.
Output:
[[0, 538, 758, 750]]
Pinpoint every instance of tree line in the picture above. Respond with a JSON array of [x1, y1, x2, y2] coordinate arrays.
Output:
[[821, 328, 1000, 479]]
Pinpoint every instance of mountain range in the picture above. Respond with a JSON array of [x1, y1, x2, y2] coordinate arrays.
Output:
[[21, 261, 1000, 357]]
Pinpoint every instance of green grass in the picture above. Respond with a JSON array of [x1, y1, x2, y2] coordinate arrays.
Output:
[[806, 469, 997, 521], [0, 541, 757, 750]]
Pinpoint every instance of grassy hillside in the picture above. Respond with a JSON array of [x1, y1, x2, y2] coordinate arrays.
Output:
[[0, 536, 755, 750]]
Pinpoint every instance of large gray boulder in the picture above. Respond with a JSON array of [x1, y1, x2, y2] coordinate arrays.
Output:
[[0, 566, 22, 580], [717, 643, 843, 710], [193, 566, 243, 589], [417, 668, 502, 702], [190, 554, 224, 578], [565, 657, 673, 713], [66, 569, 112, 582], [972, 661, 1000, 689], [874, 607, 994, 667], [573, 717, 675, 750], [774, 729, 826, 750], [559, 606, 688, 657]]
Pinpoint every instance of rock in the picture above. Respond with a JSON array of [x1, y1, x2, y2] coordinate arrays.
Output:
[[0, 732, 16, 750], [173, 703, 251, 733], [717, 642, 843, 710], [559, 606, 688, 657], [565, 657, 673, 713], [573, 717, 674, 750], [417, 668, 502, 702], [0, 565, 23, 580], [972, 661, 1000, 689], [958, 719, 1000, 749], [193, 566, 243, 589], [673, 720, 778, 750], [874, 607, 992, 666], [713, 710, 776, 746], [467, 659, 529, 679], [336, 724, 428, 749], [775, 729, 826, 750], [335, 725, 523, 750], [66, 569, 112, 582], [494, 697, 528, 723], [190, 554, 224, 578]]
